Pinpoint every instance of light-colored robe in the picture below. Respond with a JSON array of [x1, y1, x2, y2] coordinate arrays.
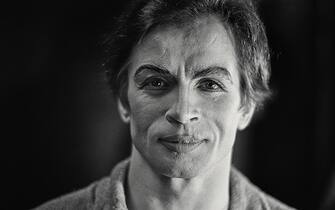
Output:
[[34, 159, 296, 210]]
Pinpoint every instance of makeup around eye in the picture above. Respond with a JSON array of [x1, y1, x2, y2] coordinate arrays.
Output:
[[196, 78, 227, 92], [133, 64, 233, 96], [137, 76, 171, 90]]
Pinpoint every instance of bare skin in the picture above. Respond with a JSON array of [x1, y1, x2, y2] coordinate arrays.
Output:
[[118, 15, 255, 210]]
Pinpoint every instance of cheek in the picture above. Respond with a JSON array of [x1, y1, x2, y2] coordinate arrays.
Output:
[[128, 93, 166, 138], [202, 95, 241, 139]]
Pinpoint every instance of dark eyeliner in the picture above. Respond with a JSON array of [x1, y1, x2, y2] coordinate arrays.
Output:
[[137, 77, 170, 90], [197, 78, 226, 92]]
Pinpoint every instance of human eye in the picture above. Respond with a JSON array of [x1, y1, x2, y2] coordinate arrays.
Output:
[[197, 78, 226, 92], [139, 77, 170, 91]]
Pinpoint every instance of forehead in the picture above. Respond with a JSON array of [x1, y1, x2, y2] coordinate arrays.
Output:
[[129, 15, 238, 78]]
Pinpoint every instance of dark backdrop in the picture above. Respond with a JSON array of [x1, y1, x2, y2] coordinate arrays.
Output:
[[1, 0, 334, 209]]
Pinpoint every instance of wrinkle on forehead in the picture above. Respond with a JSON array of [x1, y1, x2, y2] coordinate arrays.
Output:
[[130, 15, 238, 80], [181, 16, 224, 49], [139, 15, 229, 53], [180, 17, 237, 76], [130, 33, 173, 68]]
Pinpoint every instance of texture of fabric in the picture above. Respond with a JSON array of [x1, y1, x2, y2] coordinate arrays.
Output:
[[34, 159, 296, 210]]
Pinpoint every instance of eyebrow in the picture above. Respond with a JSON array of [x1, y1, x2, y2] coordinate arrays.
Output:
[[134, 64, 171, 78], [193, 66, 232, 82], [134, 64, 232, 82]]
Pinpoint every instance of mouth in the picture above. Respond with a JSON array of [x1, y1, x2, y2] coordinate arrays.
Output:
[[158, 135, 206, 153]]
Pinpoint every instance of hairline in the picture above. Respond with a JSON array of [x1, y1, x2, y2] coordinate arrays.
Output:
[[117, 13, 249, 106]]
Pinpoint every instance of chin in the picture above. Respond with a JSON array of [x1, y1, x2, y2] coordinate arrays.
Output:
[[148, 153, 211, 179]]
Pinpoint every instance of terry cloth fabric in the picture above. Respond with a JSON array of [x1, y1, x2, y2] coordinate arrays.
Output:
[[34, 159, 296, 210]]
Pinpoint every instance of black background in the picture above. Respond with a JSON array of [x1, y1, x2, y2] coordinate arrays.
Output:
[[1, 0, 334, 209]]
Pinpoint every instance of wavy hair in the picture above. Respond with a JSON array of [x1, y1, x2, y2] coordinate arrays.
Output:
[[103, 0, 271, 108]]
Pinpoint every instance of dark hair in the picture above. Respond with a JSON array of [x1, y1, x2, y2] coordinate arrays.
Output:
[[103, 0, 271, 108]]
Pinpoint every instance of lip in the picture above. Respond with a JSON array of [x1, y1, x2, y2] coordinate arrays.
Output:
[[158, 135, 205, 153]]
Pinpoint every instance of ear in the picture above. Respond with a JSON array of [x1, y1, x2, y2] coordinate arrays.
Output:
[[117, 98, 130, 123], [237, 102, 256, 130]]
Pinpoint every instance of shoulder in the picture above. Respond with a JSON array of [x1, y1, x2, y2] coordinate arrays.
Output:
[[230, 167, 297, 210], [33, 159, 129, 210], [33, 177, 110, 210]]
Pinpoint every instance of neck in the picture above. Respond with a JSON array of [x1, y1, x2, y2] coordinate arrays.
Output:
[[126, 146, 231, 210]]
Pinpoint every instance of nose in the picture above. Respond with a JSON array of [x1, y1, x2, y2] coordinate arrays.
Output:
[[165, 87, 200, 126]]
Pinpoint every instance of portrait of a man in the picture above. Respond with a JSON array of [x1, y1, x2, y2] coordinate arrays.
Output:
[[3, 0, 335, 209], [34, 0, 295, 209]]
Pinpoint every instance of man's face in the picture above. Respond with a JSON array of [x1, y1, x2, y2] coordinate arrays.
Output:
[[120, 16, 254, 178]]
